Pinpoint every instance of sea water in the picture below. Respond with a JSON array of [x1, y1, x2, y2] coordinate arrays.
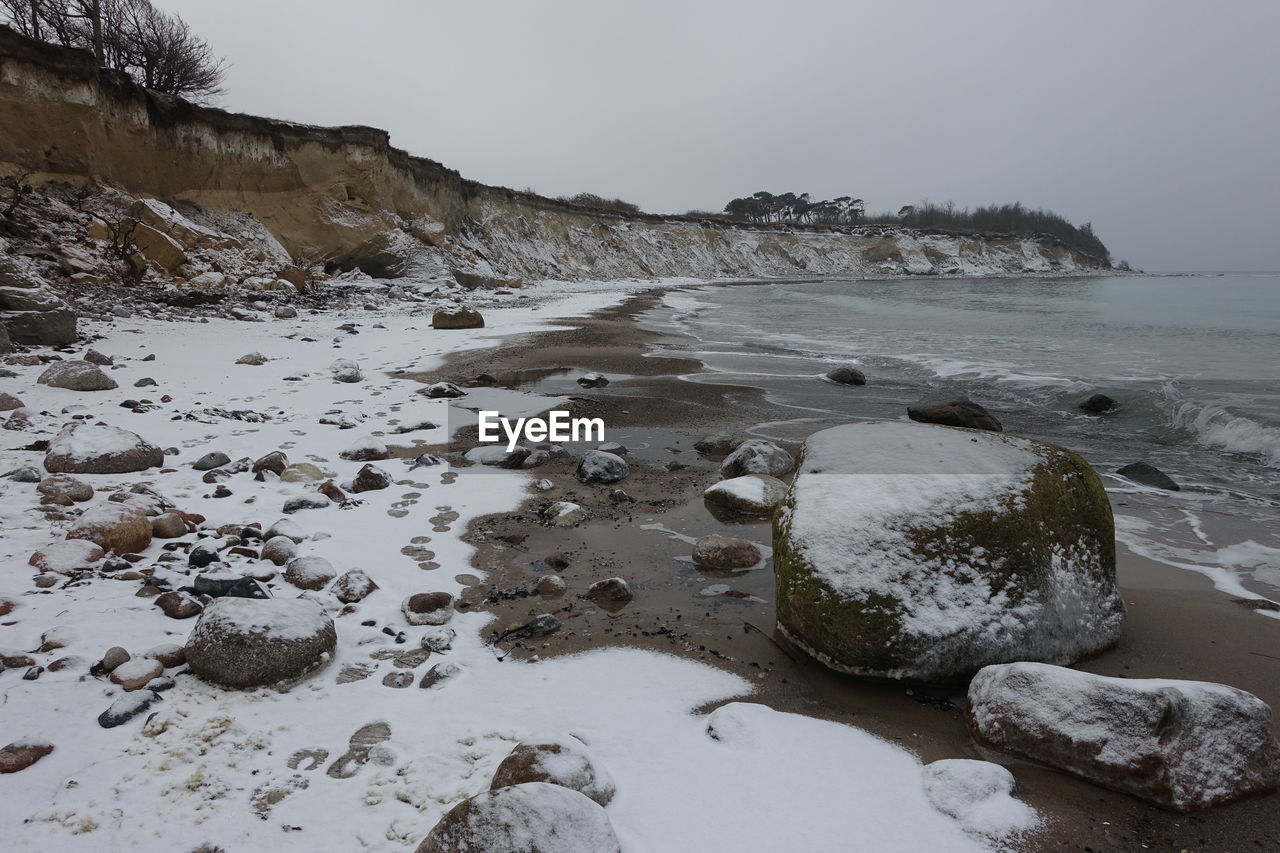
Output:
[[656, 273, 1280, 604]]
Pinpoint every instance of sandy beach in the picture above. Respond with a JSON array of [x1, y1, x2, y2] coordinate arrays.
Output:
[[435, 287, 1280, 851]]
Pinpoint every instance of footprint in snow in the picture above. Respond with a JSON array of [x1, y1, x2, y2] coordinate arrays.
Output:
[[325, 721, 393, 779]]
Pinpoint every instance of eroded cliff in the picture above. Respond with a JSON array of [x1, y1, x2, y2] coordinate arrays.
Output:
[[0, 26, 1107, 285]]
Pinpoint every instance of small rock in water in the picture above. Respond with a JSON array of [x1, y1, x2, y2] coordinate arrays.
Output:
[[1079, 393, 1118, 414], [692, 535, 763, 570], [577, 372, 609, 388], [907, 395, 1002, 432], [544, 501, 586, 527], [535, 574, 566, 596], [824, 365, 866, 386], [587, 577, 632, 604], [694, 433, 746, 456], [703, 475, 788, 516], [1116, 461, 1180, 491]]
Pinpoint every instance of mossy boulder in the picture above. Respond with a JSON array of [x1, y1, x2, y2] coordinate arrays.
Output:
[[432, 306, 485, 329], [773, 421, 1124, 683]]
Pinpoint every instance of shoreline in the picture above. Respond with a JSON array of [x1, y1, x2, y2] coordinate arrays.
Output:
[[435, 285, 1280, 851]]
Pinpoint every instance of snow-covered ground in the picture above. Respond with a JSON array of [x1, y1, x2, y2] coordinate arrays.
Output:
[[0, 278, 1035, 851]]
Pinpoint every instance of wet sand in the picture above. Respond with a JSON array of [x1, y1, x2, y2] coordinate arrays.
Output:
[[426, 289, 1280, 851]]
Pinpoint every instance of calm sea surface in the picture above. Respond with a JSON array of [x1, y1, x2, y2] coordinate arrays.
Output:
[[654, 273, 1280, 603]]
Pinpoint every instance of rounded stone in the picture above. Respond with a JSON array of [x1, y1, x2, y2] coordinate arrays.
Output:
[[184, 598, 336, 689]]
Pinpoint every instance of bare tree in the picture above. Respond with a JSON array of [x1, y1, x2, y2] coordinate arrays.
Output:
[[103, 215, 144, 281], [1, 0, 225, 102]]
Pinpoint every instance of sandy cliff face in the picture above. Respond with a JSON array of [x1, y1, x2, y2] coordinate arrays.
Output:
[[0, 28, 1106, 283]]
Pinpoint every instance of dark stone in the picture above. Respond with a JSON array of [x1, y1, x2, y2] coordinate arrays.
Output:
[[1117, 462, 1180, 491], [155, 591, 202, 619], [251, 451, 288, 476], [907, 396, 1003, 432], [192, 575, 270, 599], [1079, 393, 1118, 414], [825, 366, 867, 385], [410, 453, 444, 469], [188, 543, 221, 568], [283, 494, 331, 514], [98, 690, 162, 728], [192, 451, 231, 471]]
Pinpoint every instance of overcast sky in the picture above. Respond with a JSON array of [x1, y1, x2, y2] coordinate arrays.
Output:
[[155, 0, 1279, 272]]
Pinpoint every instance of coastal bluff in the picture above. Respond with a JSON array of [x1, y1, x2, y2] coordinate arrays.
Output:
[[0, 26, 1108, 284]]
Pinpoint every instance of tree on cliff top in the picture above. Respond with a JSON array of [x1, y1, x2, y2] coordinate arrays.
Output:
[[1, 0, 225, 102]]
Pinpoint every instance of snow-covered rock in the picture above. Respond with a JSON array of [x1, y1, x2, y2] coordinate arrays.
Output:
[[284, 555, 337, 590], [66, 503, 152, 554], [422, 380, 466, 398], [416, 782, 621, 853], [329, 358, 363, 383], [185, 598, 336, 689], [338, 436, 389, 461], [44, 423, 164, 474], [544, 501, 586, 527], [575, 450, 628, 484], [28, 539, 105, 573], [431, 306, 484, 329], [720, 439, 794, 478], [490, 735, 617, 806], [921, 759, 1036, 835], [351, 463, 392, 492], [402, 592, 454, 626], [967, 662, 1280, 810], [703, 474, 787, 515], [260, 535, 299, 566], [37, 359, 118, 391], [773, 421, 1125, 682]]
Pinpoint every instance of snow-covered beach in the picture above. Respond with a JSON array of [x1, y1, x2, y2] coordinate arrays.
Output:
[[0, 278, 1050, 851]]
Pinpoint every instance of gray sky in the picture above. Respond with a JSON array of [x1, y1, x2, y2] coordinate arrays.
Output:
[[156, 0, 1280, 272]]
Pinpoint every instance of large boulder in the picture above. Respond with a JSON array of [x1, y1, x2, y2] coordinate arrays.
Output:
[[432, 306, 485, 329], [773, 421, 1124, 682], [720, 439, 794, 478], [490, 735, 617, 806], [0, 259, 77, 345], [967, 662, 1280, 811], [37, 360, 118, 391], [416, 782, 621, 853], [44, 424, 164, 474], [185, 598, 336, 689], [907, 396, 1002, 432], [66, 503, 152, 554]]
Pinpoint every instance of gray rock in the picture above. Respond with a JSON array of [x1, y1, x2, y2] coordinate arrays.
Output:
[[1079, 393, 1118, 414], [330, 358, 362, 383], [720, 439, 794, 478], [331, 569, 378, 603], [37, 360, 118, 392], [1117, 461, 1180, 491], [284, 556, 337, 590], [825, 366, 866, 385], [252, 451, 288, 475], [692, 535, 763, 570], [0, 391, 23, 411], [43, 424, 163, 475], [431, 306, 484, 329], [260, 535, 299, 565], [575, 450, 628, 484], [83, 349, 113, 366], [968, 662, 1280, 810], [98, 690, 162, 728], [283, 494, 332, 514], [416, 783, 620, 853], [490, 735, 617, 806], [192, 451, 231, 471], [185, 598, 336, 689], [36, 474, 94, 503], [3, 466, 42, 483]]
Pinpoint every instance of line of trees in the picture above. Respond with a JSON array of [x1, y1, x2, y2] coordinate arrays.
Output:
[[723, 191, 865, 225], [714, 191, 1109, 261], [865, 200, 1110, 261], [555, 192, 642, 215], [1, 0, 224, 102]]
